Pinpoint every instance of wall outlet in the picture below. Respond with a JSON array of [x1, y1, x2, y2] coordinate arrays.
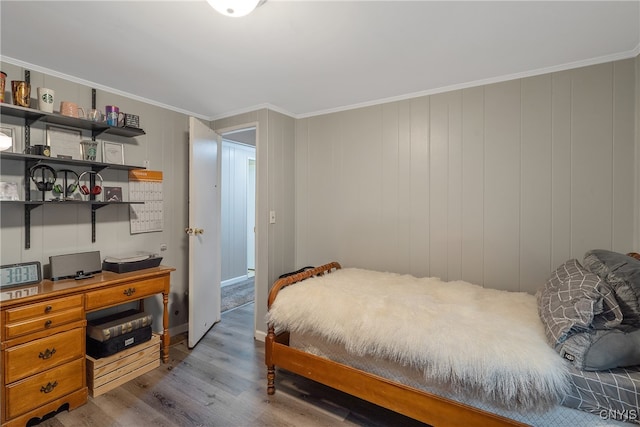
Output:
[[160, 243, 167, 251], [269, 210, 276, 224], [143, 160, 150, 169]]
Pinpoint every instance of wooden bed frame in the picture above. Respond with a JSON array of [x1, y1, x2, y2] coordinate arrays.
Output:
[[265, 262, 528, 427]]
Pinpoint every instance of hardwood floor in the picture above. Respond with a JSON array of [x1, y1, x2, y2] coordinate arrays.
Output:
[[38, 303, 429, 427]]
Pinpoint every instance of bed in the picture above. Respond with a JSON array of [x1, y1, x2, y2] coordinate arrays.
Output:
[[265, 259, 640, 426]]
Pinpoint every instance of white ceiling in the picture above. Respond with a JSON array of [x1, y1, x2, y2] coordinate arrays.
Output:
[[1, 1, 639, 120]]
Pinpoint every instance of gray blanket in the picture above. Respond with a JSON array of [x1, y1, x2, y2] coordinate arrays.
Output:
[[537, 251, 640, 371]]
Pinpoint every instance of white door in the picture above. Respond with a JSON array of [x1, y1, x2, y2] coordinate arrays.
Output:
[[188, 117, 222, 348]]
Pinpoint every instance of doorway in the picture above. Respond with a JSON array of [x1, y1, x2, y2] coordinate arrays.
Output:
[[220, 128, 256, 311]]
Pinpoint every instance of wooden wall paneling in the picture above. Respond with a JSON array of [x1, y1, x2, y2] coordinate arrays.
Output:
[[306, 114, 341, 264], [550, 71, 573, 270], [282, 113, 296, 275], [269, 112, 284, 273], [409, 97, 430, 278], [294, 119, 310, 265], [293, 59, 636, 295], [520, 75, 553, 294], [339, 107, 383, 270], [221, 143, 234, 280], [396, 100, 413, 274], [429, 92, 450, 280], [612, 59, 635, 251], [460, 87, 485, 286], [483, 80, 521, 291], [267, 111, 296, 280], [446, 91, 463, 282], [380, 102, 401, 273], [221, 141, 255, 281], [570, 64, 614, 258]]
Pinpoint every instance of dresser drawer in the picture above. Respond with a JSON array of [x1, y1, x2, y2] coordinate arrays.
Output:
[[5, 294, 83, 323], [85, 277, 166, 311], [4, 328, 85, 383], [5, 357, 84, 419], [4, 307, 85, 340]]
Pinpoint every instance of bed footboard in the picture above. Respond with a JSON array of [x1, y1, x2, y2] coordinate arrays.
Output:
[[266, 262, 341, 395]]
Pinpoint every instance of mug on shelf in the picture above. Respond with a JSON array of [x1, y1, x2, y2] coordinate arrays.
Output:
[[87, 108, 103, 122], [11, 80, 30, 107], [105, 105, 124, 127], [60, 101, 84, 118], [37, 87, 55, 113], [0, 71, 6, 103], [25, 144, 50, 157], [80, 140, 98, 161]]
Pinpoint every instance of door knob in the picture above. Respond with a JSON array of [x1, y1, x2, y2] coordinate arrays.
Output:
[[185, 228, 193, 235], [194, 228, 204, 235]]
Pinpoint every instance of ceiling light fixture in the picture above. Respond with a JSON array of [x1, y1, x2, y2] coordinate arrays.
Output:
[[207, 0, 264, 17]]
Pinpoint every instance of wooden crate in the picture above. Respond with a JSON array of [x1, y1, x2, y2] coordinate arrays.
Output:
[[86, 333, 160, 397]]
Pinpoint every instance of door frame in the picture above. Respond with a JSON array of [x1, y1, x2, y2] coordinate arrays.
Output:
[[214, 122, 261, 335]]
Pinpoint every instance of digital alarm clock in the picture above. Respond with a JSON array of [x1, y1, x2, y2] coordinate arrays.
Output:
[[0, 261, 42, 288]]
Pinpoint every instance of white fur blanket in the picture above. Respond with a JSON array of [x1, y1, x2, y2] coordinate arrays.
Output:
[[267, 268, 570, 411]]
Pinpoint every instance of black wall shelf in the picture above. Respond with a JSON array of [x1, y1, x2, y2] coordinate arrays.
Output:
[[0, 152, 144, 172], [1, 84, 147, 249], [0, 103, 145, 138]]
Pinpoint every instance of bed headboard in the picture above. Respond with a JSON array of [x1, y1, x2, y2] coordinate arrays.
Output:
[[267, 262, 341, 309]]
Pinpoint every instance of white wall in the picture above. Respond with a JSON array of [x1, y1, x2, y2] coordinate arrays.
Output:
[[221, 140, 255, 283], [0, 62, 191, 333], [295, 58, 637, 295]]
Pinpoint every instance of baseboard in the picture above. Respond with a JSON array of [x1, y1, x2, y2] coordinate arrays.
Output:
[[221, 275, 250, 288], [254, 329, 266, 342], [169, 323, 188, 338], [171, 323, 265, 342]]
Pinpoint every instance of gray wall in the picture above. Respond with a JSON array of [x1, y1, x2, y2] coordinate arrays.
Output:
[[295, 58, 637, 295], [213, 109, 296, 339], [0, 62, 191, 334], [1, 56, 637, 340]]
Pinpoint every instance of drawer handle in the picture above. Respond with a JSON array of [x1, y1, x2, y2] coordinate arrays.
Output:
[[123, 287, 136, 297], [44, 305, 52, 313], [39, 348, 57, 360], [40, 381, 58, 394], [44, 320, 52, 328]]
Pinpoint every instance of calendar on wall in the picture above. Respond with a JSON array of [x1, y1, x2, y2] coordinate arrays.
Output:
[[128, 170, 164, 233]]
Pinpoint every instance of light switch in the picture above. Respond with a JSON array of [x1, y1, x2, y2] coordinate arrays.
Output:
[[269, 210, 276, 224]]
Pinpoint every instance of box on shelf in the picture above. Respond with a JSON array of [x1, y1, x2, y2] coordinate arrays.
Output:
[[87, 325, 152, 359], [86, 333, 160, 397], [102, 255, 162, 274], [87, 309, 153, 342]]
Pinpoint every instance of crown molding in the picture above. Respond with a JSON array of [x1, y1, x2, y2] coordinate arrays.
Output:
[[0, 56, 210, 121]]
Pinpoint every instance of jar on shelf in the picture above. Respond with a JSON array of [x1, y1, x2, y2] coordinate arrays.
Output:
[[0, 71, 6, 103]]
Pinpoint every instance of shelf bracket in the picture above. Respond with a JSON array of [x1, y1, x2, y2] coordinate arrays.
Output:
[[91, 206, 96, 243], [90, 88, 101, 140], [90, 203, 110, 243], [23, 204, 41, 250], [24, 70, 32, 147]]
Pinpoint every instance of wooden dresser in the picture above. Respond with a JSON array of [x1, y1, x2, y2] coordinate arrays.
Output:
[[0, 266, 174, 427]]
